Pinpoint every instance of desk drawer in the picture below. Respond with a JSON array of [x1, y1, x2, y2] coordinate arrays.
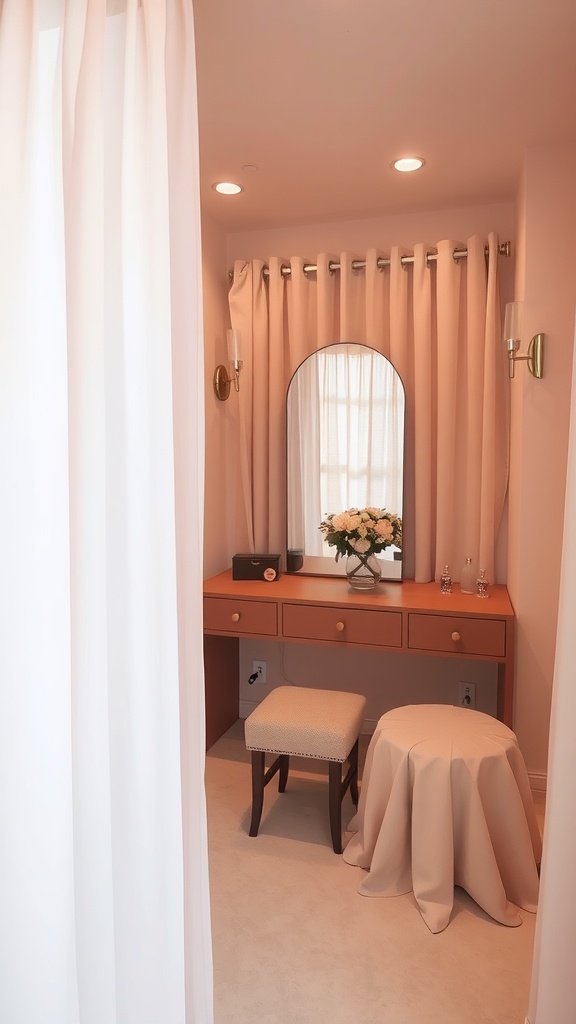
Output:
[[408, 613, 506, 658], [283, 604, 402, 648], [203, 597, 277, 636]]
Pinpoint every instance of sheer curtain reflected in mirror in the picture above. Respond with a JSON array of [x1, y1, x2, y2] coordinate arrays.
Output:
[[287, 344, 405, 578]]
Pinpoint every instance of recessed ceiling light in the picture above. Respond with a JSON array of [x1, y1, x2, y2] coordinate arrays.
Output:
[[392, 157, 425, 173], [212, 181, 243, 195]]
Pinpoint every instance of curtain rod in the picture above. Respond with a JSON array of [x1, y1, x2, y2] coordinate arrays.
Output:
[[229, 240, 511, 281]]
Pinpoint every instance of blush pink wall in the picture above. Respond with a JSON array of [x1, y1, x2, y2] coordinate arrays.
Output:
[[508, 143, 576, 780], [201, 213, 252, 579], [201, 177, 574, 784], [202, 168, 576, 1018], [520, 146, 576, 1024]]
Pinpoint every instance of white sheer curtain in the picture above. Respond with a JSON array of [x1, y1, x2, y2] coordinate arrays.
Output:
[[229, 240, 508, 582], [0, 3, 212, 1023]]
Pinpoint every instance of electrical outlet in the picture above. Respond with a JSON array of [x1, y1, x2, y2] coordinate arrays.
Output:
[[252, 660, 267, 684], [458, 682, 476, 708]]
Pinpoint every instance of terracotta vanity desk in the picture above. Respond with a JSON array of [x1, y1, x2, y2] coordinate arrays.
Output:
[[202, 570, 515, 749]]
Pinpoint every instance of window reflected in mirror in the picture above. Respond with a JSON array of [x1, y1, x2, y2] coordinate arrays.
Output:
[[286, 343, 405, 579]]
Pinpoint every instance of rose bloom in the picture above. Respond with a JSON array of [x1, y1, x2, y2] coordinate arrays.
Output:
[[330, 512, 349, 532], [350, 537, 371, 553], [375, 519, 393, 541], [345, 513, 362, 531]]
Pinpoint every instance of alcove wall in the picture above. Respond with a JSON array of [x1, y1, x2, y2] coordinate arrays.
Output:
[[202, 147, 576, 785]]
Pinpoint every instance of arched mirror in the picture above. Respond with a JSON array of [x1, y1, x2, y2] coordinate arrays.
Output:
[[286, 343, 405, 579]]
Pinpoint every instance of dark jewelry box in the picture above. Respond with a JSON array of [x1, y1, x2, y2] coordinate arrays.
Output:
[[232, 553, 281, 582]]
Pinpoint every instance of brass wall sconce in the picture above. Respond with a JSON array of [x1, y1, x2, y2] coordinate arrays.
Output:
[[214, 329, 242, 401], [504, 302, 544, 379]]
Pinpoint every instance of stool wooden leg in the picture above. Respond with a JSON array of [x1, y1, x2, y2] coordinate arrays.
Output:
[[349, 739, 360, 805], [249, 750, 265, 837], [279, 754, 289, 792], [249, 751, 290, 837], [328, 760, 343, 854]]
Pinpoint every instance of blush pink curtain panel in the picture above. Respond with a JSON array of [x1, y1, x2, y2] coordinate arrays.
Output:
[[0, 2, 212, 1023], [228, 234, 508, 583]]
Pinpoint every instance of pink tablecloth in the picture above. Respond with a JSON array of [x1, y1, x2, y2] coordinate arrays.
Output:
[[343, 705, 542, 933]]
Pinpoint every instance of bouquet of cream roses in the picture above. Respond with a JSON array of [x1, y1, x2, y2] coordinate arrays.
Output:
[[319, 507, 403, 561]]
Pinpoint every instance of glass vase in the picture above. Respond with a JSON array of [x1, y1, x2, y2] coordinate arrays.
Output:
[[345, 551, 382, 590]]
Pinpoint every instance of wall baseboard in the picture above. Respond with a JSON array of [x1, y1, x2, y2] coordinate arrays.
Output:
[[527, 770, 547, 793], [239, 699, 259, 720]]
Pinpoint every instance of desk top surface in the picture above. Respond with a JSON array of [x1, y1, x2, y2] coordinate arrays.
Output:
[[203, 570, 514, 619]]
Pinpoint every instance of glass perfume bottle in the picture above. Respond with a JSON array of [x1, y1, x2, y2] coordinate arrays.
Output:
[[460, 556, 475, 594], [476, 569, 489, 598], [440, 565, 452, 594]]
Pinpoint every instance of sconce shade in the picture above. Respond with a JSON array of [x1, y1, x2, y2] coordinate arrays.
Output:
[[504, 301, 522, 342], [227, 329, 241, 364]]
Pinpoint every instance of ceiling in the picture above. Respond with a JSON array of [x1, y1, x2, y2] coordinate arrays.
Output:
[[193, 0, 576, 234]]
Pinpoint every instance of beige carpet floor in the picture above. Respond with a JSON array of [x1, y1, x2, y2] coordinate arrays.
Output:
[[206, 720, 545, 1024]]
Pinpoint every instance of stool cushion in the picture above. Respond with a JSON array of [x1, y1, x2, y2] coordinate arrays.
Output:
[[245, 685, 366, 763]]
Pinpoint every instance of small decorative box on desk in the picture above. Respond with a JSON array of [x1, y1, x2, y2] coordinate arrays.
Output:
[[232, 553, 281, 582]]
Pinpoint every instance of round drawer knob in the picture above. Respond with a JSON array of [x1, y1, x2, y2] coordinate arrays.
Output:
[[231, 612, 240, 623], [451, 631, 461, 642], [336, 621, 345, 632]]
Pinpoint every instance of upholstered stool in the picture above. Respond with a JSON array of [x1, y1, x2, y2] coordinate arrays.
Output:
[[244, 685, 366, 853], [343, 705, 543, 932]]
